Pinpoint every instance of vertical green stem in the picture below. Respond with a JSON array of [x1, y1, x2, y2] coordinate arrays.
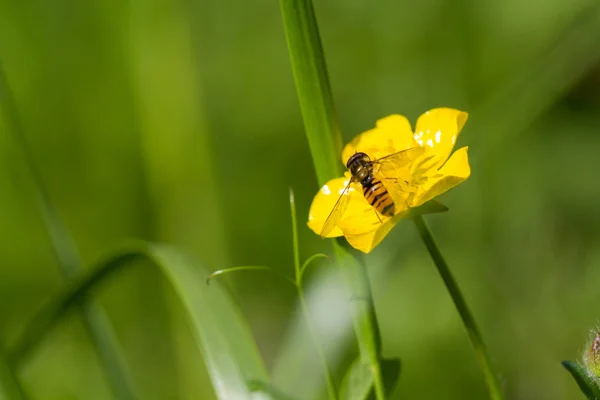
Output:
[[289, 190, 337, 400], [279, 0, 341, 186], [290, 189, 303, 282], [413, 215, 503, 400], [279, 0, 386, 398], [0, 63, 139, 400], [334, 244, 385, 400]]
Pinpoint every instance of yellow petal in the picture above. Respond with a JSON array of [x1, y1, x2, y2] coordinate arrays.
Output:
[[374, 147, 424, 210], [413, 108, 468, 169], [308, 177, 383, 238], [336, 188, 386, 236], [341, 114, 415, 165], [345, 218, 399, 253], [345, 198, 453, 253], [409, 147, 470, 207], [307, 177, 347, 237]]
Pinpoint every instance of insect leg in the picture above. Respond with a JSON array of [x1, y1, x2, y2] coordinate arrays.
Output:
[[371, 209, 383, 226]]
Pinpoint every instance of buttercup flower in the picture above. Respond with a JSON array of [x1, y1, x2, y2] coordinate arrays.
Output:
[[307, 108, 470, 253]]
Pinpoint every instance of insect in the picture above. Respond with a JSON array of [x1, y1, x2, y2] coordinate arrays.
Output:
[[320, 147, 424, 238]]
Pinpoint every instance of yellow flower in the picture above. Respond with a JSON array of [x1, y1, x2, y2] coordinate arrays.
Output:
[[307, 108, 470, 253]]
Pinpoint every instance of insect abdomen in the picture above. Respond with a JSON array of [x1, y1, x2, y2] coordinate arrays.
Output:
[[362, 178, 395, 216]]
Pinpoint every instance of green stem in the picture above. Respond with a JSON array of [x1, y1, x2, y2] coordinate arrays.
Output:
[[279, 0, 385, 397], [413, 215, 503, 400], [0, 62, 139, 400], [279, 0, 341, 186], [290, 189, 337, 400], [334, 244, 385, 400], [290, 189, 302, 283]]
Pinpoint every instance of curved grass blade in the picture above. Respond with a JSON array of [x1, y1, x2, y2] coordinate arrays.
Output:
[[0, 61, 139, 399], [562, 361, 600, 399], [207, 266, 296, 286], [8, 242, 270, 400], [298, 254, 329, 288]]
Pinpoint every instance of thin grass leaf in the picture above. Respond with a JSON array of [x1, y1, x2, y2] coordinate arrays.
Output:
[[0, 61, 139, 400], [298, 253, 329, 287], [279, 0, 342, 186], [8, 242, 271, 400], [290, 188, 338, 400], [562, 361, 600, 400], [207, 266, 296, 286]]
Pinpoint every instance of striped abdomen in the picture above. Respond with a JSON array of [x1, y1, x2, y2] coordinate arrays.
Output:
[[362, 177, 395, 216]]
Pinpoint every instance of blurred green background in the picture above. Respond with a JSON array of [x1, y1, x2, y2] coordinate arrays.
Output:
[[1, 0, 600, 398]]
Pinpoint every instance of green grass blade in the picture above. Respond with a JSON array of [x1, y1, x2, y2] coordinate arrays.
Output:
[[207, 266, 296, 286], [0, 61, 139, 400], [279, 0, 342, 186], [7, 242, 270, 400], [298, 253, 329, 287], [562, 361, 600, 399]]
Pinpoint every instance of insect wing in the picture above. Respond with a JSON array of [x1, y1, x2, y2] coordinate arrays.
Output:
[[375, 147, 424, 173], [374, 147, 424, 209], [320, 180, 353, 238]]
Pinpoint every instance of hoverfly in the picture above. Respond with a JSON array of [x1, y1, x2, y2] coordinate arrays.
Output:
[[320, 147, 424, 237]]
